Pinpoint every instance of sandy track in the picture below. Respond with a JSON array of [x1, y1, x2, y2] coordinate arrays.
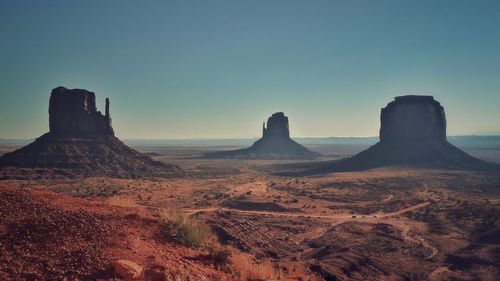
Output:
[[186, 201, 439, 260], [144, 198, 438, 261], [401, 224, 438, 260], [184, 201, 430, 220]]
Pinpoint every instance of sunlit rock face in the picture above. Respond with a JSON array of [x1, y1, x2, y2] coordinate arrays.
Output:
[[204, 112, 320, 159], [380, 95, 446, 143], [49, 86, 114, 135]]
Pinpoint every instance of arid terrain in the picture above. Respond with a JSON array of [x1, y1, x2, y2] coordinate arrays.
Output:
[[2, 1, 500, 280], [1, 144, 499, 281]]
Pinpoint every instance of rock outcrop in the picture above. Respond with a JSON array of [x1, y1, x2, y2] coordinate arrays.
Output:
[[262, 112, 290, 139], [287, 95, 498, 175], [113, 260, 143, 280], [204, 112, 320, 159], [380, 95, 446, 143], [49, 87, 114, 135], [0, 86, 182, 179]]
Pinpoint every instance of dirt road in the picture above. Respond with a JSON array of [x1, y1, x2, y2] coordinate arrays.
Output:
[[185, 201, 430, 220], [186, 201, 438, 260]]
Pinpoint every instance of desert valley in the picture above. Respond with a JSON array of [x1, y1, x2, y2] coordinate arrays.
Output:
[[0, 87, 498, 281], [1, 2, 500, 280]]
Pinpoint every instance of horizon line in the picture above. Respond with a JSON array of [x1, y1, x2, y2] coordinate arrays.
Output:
[[2, 134, 500, 141]]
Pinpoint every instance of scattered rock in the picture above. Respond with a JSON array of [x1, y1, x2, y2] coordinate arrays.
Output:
[[113, 259, 143, 280], [144, 264, 167, 281], [0, 188, 110, 280]]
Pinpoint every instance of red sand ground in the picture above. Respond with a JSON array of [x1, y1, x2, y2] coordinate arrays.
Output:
[[0, 187, 235, 281]]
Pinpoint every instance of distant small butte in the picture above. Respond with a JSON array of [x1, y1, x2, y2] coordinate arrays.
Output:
[[203, 112, 321, 160]]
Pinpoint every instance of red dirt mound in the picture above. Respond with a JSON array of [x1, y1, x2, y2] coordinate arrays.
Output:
[[0, 188, 110, 280], [0, 187, 233, 281]]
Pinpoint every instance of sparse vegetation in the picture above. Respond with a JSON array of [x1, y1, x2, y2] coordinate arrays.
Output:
[[205, 241, 232, 268], [157, 209, 211, 248], [230, 254, 283, 281], [156, 209, 241, 275], [2, 146, 500, 281], [107, 196, 137, 208]]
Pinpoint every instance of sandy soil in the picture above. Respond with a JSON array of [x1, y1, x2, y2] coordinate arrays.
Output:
[[1, 146, 499, 280]]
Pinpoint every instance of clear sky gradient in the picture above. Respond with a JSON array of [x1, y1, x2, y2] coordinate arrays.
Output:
[[1, 0, 499, 139]]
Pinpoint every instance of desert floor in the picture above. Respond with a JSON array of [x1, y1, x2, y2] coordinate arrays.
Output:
[[0, 145, 499, 281]]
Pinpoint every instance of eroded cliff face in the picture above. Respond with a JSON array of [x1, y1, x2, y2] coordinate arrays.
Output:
[[380, 95, 446, 143], [49, 87, 114, 135], [262, 112, 290, 139]]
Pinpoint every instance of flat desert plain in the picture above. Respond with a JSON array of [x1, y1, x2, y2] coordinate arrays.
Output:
[[0, 144, 499, 281]]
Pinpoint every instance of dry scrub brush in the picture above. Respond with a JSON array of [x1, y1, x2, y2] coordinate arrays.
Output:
[[229, 253, 284, 281], [157, 209, 285, 280], [157, 209, 210, 248], [107, 196, 137, 208], [157, 209, 232, 267]]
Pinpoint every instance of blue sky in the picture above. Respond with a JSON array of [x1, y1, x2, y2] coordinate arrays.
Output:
[[1, 0, 499, 139]]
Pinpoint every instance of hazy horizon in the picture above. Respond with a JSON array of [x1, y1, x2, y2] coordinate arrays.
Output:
[[2, 134, 500, 142], [1, 0, 500, 139]]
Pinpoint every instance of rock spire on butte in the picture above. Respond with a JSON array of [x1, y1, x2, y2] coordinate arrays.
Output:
[[48, 86, 114, 135], [0, 86, 182, 179], [290, 95, 498, 175], [205, 112, 320, 159]]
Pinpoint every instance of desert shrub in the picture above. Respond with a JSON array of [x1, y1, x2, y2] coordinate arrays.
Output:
[[213, 191, 227, 200], [230, 254, 283, 281], [165, 271, 208, 281], [206, 242, 232, 268], [195, 198, 210, 207], [157, 210, 211, 248], [107, 196, 136, 208], [157, 210, 235, 270]]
